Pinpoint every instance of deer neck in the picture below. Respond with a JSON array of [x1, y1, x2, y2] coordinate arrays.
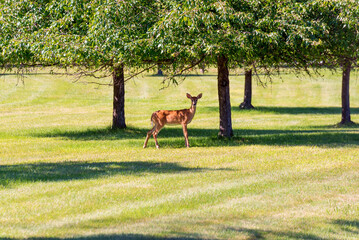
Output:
[[189, 104, 197, 116]]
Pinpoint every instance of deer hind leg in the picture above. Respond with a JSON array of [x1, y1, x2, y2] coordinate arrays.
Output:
[[182, 124, 189, 148], [143, 125, 156, 148]]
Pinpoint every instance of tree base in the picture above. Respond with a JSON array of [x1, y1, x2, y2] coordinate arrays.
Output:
[[239, 102, 255, 109], [218, 130, 234, 138], [156, 69, 163, 76], [112, 123, 127, 130], [336, 120, 357, 127]]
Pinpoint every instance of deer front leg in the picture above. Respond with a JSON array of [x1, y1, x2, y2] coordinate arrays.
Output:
[[153, 131, 160, 149], [153, 125, 163, 149], [182, 124, 189, 148]]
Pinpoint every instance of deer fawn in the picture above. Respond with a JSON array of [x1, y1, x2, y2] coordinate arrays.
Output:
[[143, 93, 202, 149]]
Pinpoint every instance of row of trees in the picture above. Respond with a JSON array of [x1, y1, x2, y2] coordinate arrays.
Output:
[[1, 0, 358, 137]]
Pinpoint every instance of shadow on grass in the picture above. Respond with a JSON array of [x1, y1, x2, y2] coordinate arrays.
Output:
[[0, 161, 220, 188], [332, 219, 359, 235], [32, 126, 359, 148], [239, 129, 359, 147], [226, 227, 328, 240], [1, 226, 334, 240], [3, 220, 358, 239], [33, 127, 149, 140], [243, 106, 359, 115], [224, 219, 359, 239], [202, 106, 359, 115], [2, 234, 213, 240]]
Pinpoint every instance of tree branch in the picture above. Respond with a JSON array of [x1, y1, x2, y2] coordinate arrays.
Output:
[[124, 64, 158, 82], [171, 55, 207, 77]]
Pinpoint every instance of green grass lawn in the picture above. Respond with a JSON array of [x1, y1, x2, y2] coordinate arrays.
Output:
[[0, 68, 358, 240]]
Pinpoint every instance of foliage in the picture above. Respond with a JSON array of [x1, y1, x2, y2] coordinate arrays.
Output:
[[0, 0, 45, 67], [287, 0, 359, 68], [1, 0, 358, 73], [314, 0, 359, 66], [2, 0, 357, 76], [0, 0, 161, 73], [148, 0, 326, 78]]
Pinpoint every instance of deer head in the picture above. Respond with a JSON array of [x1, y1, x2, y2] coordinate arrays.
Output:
[[186, 93, 202, 106]]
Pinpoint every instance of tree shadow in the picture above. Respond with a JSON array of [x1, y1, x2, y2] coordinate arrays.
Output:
[[239, 129, 359, 147], [151, 128, 359, 148], [223, 220, 359, 239], [253, 106, 359, 115], [202, 106, 359, 115], [332, 219, 359, 235], [226, 227, 328, 240], [31, 126, 359, 148], [0, 161, 222, 188], [1, 234, 211, 240], [33, 127, 149, 140], [2, 221, 358, 239], [1, 227, 334, 240]]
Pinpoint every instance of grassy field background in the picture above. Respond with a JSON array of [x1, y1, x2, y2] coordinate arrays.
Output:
[[0, 68, 358, 239]]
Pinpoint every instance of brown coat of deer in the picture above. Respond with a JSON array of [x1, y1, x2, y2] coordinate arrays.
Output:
[[143, 93, 202, 148]]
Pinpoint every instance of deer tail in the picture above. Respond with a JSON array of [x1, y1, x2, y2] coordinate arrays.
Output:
[[150, 112, 157, 127]]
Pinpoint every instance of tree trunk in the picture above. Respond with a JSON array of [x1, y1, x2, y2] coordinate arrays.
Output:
[[200, 62, 205, 74], [239, 69, 255, 109], [340, 61, 353, 125], [217, 55, 233, 138], [112, 64, 126, 129], [157, 64, 163, 76]]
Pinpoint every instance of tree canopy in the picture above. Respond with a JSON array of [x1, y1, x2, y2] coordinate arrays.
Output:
[[148, 0, 327, 136], [300, 0, 359, 124], [1, 0, 358, 133], [1, 0, 163, 129]]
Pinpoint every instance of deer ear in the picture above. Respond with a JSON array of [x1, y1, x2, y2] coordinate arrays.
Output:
[[186, 93, 192, 99], [197, 93, 202, 99]]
